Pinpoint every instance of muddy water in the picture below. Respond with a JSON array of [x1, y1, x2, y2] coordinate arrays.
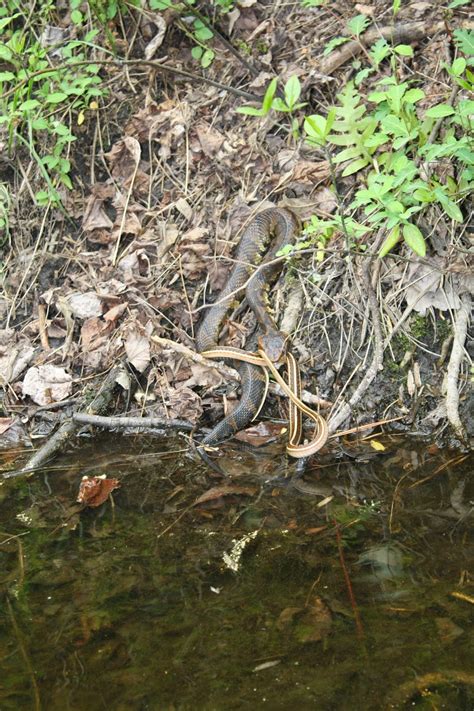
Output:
[[1, 433, 473, 710]]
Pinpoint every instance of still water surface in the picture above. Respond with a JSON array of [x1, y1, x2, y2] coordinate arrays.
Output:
[[1, 433, 473, 710]]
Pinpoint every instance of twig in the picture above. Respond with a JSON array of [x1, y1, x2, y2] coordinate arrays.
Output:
[[334, 521, 364, 640], [1, 57, 260, 103], [446, 292, 471, 442]]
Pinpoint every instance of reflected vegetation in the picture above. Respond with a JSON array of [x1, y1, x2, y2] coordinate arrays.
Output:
[[1, 434, 473, 710]]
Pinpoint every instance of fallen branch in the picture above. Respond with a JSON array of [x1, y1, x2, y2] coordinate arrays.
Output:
[[446, 292, 471, 443], [73, 413, 193, 431], [320, 20, 474, 76], [4, 366, 122, 479]]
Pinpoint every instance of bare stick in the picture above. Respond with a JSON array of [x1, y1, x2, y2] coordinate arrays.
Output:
[[320, 21, 474, 75], [73, 413, 193, 430]]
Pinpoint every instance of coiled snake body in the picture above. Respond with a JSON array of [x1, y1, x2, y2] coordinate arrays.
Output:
[[196, 207, 328, 456]]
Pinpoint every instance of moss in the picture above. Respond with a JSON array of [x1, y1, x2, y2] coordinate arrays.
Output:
[[410, 314, 428, 339], [234, 39, 252, 56]]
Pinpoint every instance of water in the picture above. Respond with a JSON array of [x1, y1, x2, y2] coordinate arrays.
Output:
[[1, 433, 473, 710]]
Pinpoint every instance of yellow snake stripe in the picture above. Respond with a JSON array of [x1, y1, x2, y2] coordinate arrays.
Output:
[[202, 347, 329, 458]]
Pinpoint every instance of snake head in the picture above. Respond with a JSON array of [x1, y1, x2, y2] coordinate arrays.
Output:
[[258, 333, 287, 364]]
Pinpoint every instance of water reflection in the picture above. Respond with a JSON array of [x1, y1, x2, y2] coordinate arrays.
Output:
[[1, 434, 473, 710]]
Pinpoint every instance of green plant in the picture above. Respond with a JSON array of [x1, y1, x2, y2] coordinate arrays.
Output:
[[0, 1, 108, 206], [237, 28, 473, 260]]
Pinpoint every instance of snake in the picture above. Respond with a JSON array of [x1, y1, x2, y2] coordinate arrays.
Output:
[[195, 207, 328, 458]]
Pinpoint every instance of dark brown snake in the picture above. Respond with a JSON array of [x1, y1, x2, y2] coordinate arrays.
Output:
[[195, 207, 299, 448]]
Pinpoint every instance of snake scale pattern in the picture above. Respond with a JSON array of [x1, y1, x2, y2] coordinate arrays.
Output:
[[196, 207, 298, 446]]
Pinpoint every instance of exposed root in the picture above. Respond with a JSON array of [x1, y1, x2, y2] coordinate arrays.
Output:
[[446, 292, 471, 443], [328, 253, 384, 435]]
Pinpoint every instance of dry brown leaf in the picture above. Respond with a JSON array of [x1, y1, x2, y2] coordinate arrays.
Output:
[[82, 192, 114, 232], [234, 421, 287, 447], [103, 302, 128, 323], [0, 417, 14, 435], [105, 136, 141, 179], [295, 596, 332, 643], [77, 475, 121, 508], [81, 317, 113, 351], [194, 484, 257, 506], [196, 124, 225, 158]]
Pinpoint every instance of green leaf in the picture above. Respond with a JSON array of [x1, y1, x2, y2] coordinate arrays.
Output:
[[394, 44, 413, 57], [341, 157, 370, 176], [284, 75, 301, 110], [193, 21, 213, 41], [0, 13, 20, 31], [304, 114, 327, 143], [333, 145, 364, 163], [450, 57, 466, 76], [381, 114, 409, 136], [46, 92, 68, 104], [323, 36, 348, 56], [272, 97, 290, 112], [0, 44, 13, 61], [379, 225, 401, 257], [404, 88, 425, 104], [31, 118, 49, 130], [201, 49, 214, 68], [347, 14, 370, 37], [425, 103, 455, 118], [71, 9, 83, 24], [403, 223, 426, 256], [192, 46, 205, 61], [0, 71, 15, 81], [19, 99, 41, 111], [448, 0, 470, 9], [262, 78, 278, 114], [453, 29, 474, 56], [370, 38, 390, 66], [236, 105, 264, 116]]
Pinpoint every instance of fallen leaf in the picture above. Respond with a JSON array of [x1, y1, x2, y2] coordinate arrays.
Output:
[[194, 484, 257, 505], [196, 124, 225, 158], [77, 475, 121, 507], [22, 365, 72, 406], [370, 440, 386, 452], [234, 421, 287, 447], [0, 417, 14, 435], [67, 292, 103, 319], [125, 331, 150, 372]]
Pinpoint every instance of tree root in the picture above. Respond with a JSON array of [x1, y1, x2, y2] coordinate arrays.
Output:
[[328, 256, 384, 435], [446, 292, 471, 443]]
